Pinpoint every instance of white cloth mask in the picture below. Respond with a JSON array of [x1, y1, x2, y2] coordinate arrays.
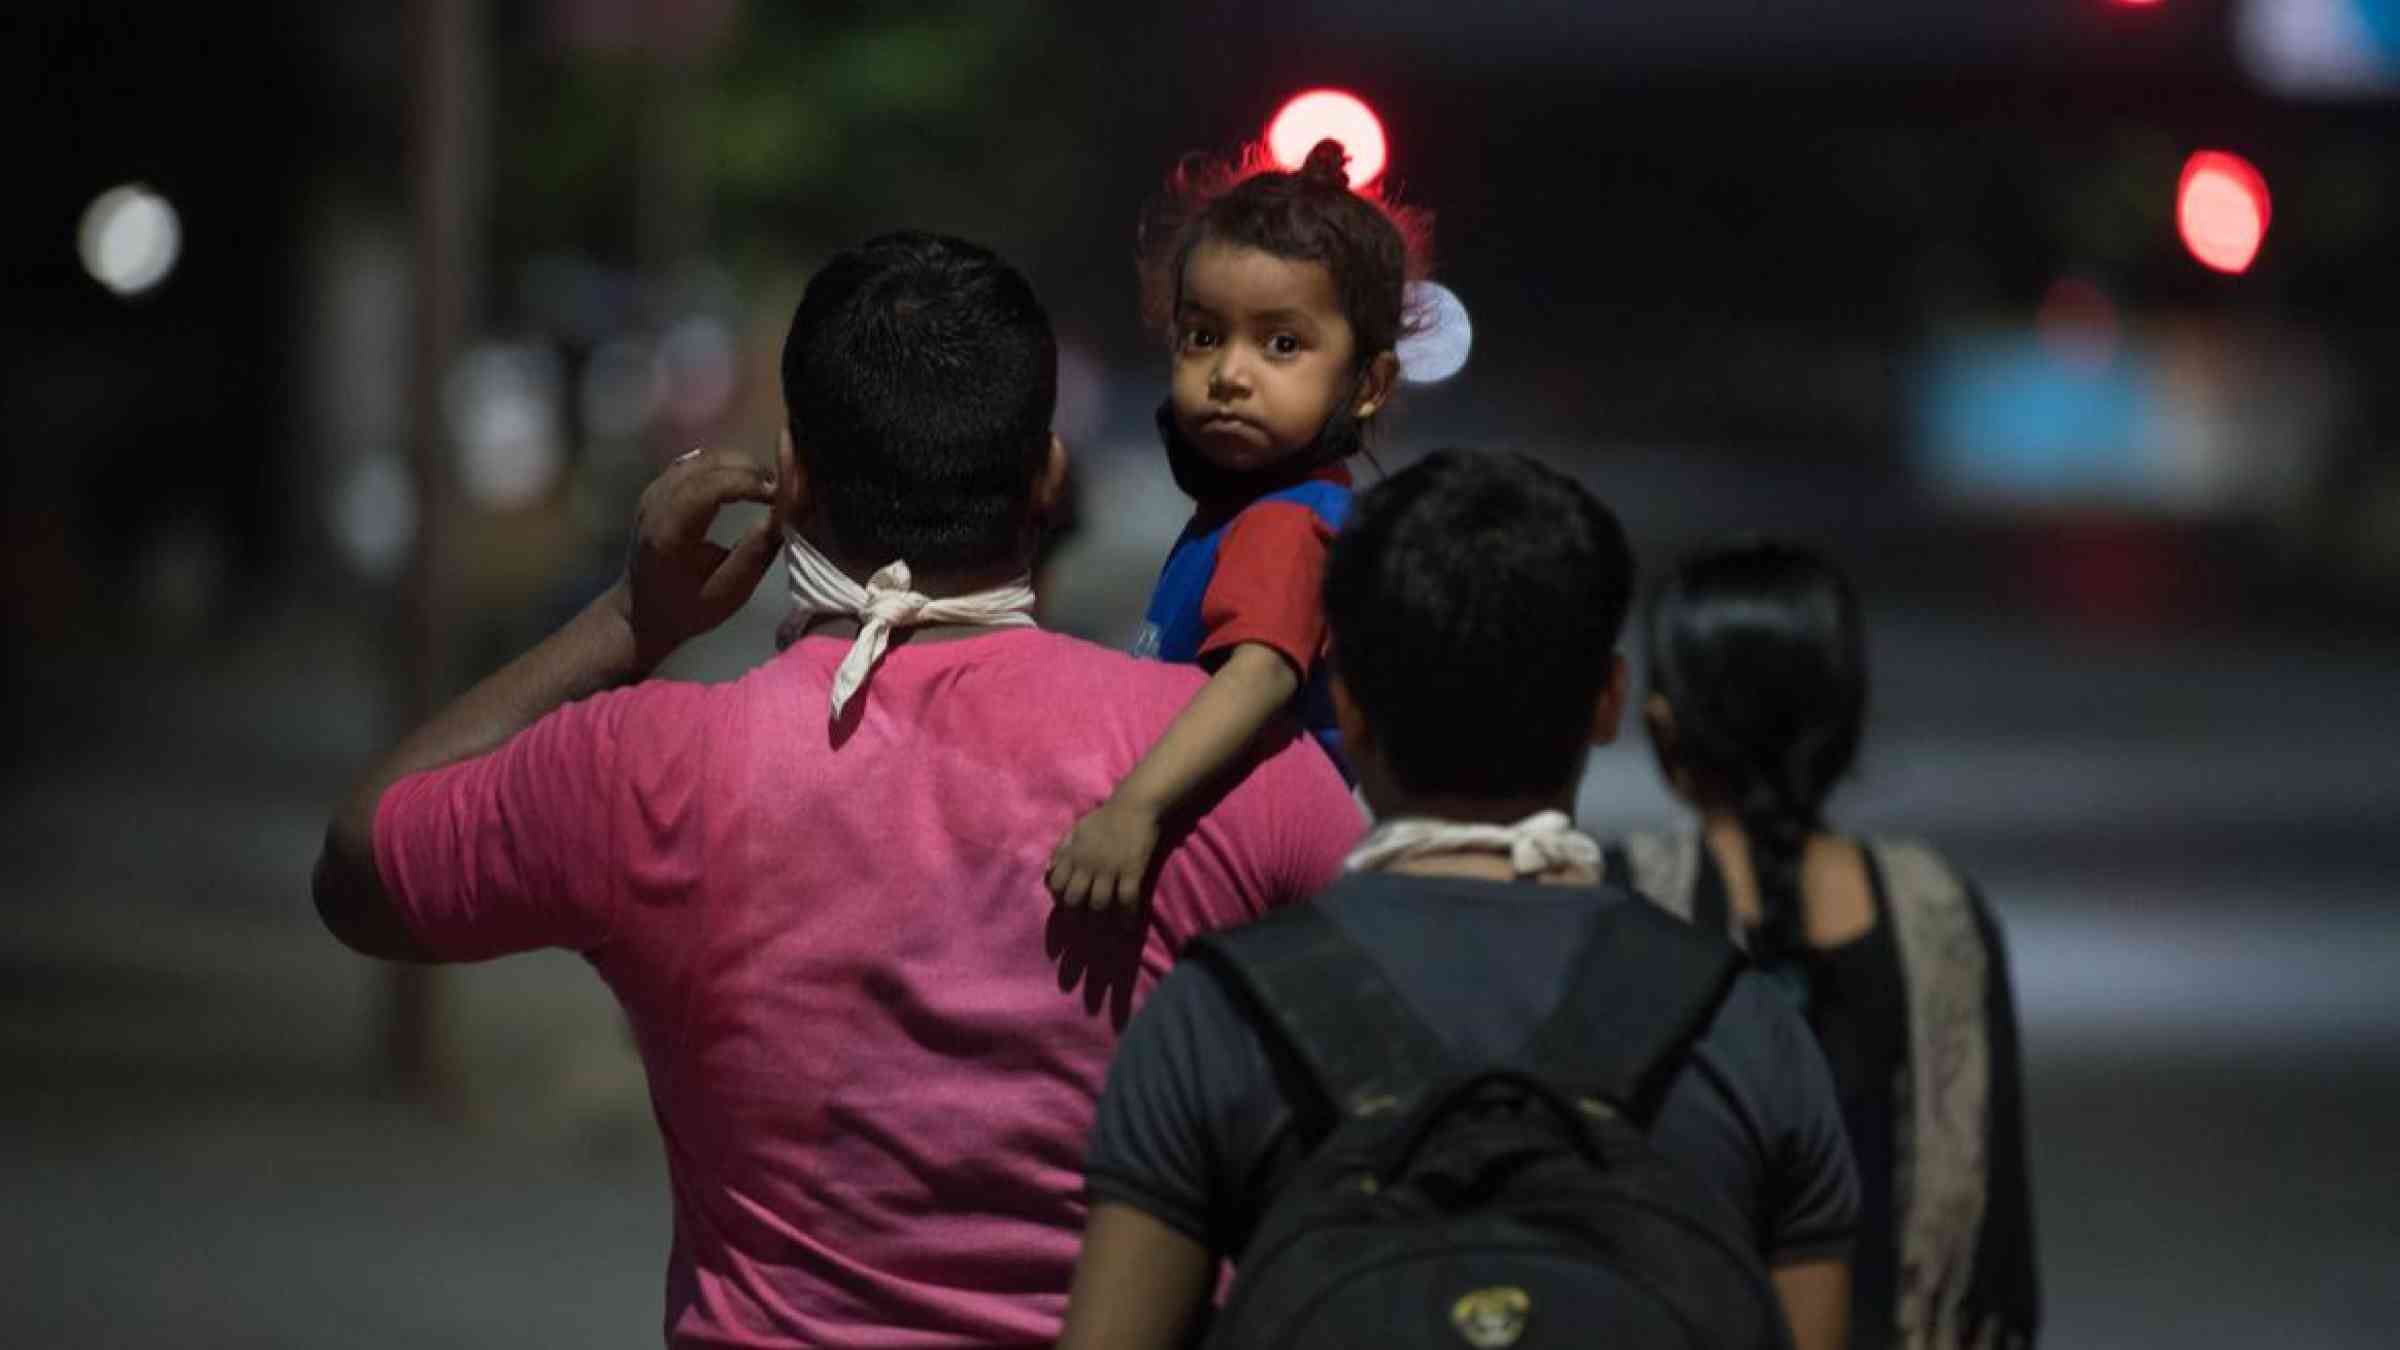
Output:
[[1343, 808, 1603, 879], [781, 527, 1036, 719]]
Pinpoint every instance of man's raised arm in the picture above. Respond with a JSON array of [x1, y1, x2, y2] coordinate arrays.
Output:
[[313, 445, 790, 960]]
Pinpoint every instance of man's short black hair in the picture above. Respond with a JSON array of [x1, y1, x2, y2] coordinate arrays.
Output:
[[781, 231, 1058, 574], [1324, 450, 1635, 800]]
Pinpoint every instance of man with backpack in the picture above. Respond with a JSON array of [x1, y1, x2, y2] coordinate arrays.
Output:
[[1058, 451, 1858, 1350]]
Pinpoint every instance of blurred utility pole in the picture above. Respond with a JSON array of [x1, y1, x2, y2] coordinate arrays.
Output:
[[635, 44, 708, 285], [391, 0, 478, 1101], [632, 1, 729, 473]]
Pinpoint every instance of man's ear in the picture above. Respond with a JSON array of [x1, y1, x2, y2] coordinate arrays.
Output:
[[1591, 653, 1629, 747], [1353, 351, 1401, 422], [1329, 659, 1372, 762], [776, 426, 804, 524], [1034, 432, 1070, 517]]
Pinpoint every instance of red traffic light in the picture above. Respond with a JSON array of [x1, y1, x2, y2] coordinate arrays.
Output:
[[1266, 89, 1387, 188], [2176, 150, 2271, 275]]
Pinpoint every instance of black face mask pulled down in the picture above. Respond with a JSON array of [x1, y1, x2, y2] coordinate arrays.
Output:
[[1156, 382, 1366, 509]]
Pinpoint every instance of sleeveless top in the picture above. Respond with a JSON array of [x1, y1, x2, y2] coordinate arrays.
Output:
[[1607, 832, 2039, 1350]]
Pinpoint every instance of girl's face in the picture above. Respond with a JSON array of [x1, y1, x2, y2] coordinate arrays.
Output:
[[1170, 241, 1377, 473]]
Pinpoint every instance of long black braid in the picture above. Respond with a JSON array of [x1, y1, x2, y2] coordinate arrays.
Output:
[[1647, 541, 1867, 968]]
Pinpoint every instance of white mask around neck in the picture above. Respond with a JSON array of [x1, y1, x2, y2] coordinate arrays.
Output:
[[1343, 808, 1602, 879], [781, 527, 1036, 720]]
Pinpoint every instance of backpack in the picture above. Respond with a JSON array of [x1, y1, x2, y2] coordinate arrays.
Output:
[[1185, 900, 1792, 1350]]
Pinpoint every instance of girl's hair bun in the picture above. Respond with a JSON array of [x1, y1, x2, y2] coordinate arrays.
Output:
[[1299, 139, 1352, 190], [1134, 136, 1431, 363]]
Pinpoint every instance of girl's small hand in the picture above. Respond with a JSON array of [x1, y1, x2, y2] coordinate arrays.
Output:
[[1047, 802, 1162, 913]]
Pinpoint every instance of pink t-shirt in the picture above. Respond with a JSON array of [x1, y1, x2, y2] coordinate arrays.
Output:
[[374, 626, 1361, 1347]]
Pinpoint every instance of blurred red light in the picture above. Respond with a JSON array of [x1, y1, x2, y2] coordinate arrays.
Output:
[[2176, 150, 2271, 275], [1266, 90, 1387, 188]]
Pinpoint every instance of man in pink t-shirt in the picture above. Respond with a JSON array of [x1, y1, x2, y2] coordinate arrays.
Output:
[[313, 232, 1363, 1348]]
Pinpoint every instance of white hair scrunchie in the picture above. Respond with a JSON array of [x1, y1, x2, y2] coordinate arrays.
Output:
[[1342, 808, 1602, 878], [782, 527, 1036, 719]]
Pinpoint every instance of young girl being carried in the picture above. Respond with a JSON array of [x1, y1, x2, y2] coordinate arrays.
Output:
[[1047, 138, 1430, 910]]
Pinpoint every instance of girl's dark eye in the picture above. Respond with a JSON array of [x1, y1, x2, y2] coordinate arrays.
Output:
[[1181, 328, 1217, 351], [1269, 334, 1300, 356]]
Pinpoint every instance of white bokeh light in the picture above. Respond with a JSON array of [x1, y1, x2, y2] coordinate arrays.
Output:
[[77, 184, 182, 297], [581, 336, 665, 442], [333, 451, 418, 580], [2238, 0, 2400, 98], [658, 316, 738, 426], [1397, 281, 1473, 384], [446, 342, 568, 510]]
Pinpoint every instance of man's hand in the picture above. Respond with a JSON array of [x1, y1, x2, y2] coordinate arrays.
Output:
[[1048, 799, 1162, 912], [614, 446, 787, 672], [315, 443, 791, 961]]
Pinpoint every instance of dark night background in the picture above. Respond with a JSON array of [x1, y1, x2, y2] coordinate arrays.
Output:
[[6, 2, 2397, 1344]]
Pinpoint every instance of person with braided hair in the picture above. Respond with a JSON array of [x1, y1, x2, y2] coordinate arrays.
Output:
[[1613, 540, 2040, 1350], [1046, 136, 1431, 912]]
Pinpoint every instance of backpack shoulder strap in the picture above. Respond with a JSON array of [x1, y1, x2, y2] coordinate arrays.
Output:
[[1186, 903, 1454, 1119], [1522, 900, 1746, 1124]]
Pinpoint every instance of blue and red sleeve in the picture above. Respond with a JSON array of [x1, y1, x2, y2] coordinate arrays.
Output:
[[1196, 499, 1336, 678]]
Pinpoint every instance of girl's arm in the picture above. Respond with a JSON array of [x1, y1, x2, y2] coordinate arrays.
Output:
[[1048, 641, 1300, 910]]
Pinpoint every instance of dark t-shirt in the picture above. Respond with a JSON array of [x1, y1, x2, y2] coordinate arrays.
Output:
[[1085, 871, 1861, 1265]]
